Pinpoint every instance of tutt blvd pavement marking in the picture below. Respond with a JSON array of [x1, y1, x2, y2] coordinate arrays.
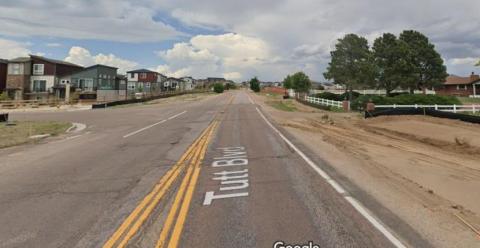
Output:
[[122, 111, 187, 138], [203, 147, 250, 206], [254, 106, 407, 248]]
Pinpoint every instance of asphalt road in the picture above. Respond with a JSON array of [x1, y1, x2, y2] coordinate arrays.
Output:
[[0, 91, 424, 248]]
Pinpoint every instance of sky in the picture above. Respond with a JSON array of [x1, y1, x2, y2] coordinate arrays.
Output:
[[0, 0, 479, 82]]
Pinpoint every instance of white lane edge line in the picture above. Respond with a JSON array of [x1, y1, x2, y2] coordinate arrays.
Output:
[[255, 107, 406, 248], [123, 111, 187, 138], [247, 94, 255, 104]]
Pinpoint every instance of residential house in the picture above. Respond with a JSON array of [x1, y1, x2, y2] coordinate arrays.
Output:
[[5, 57, 31, 100], [69, 64, 118, 101], [126, 69, 158, 97], [163, 77, 182, 91], [6, 55, 83, 100], [0, 59, 7, 94], [156, 73, 167, 93], [195, 79, 208, 89], [206, 77, 227, 87], [436, 72, 480, 97], [180, 77, 195, 91]]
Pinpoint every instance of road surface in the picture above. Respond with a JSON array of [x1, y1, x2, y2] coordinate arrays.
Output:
[[0, 91, 428, 248]]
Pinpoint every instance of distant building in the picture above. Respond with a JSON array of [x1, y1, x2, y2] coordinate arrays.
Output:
[[436, 72, 480, 97], [180, 77, 195, 91], [206, 77, 227, 87], [126, 69, 159, 96], [163, 77, 182, 91]]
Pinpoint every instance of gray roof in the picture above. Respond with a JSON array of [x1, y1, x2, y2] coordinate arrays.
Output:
[[0, 58, 8, 64], [127, 69, 156, 73], [8, 57, 31, 63], [30, 54, 83, 68], [84, 64, 118, 70]]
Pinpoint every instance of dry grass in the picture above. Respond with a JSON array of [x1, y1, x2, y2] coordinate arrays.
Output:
[[0, 121, 71, 148], [266, 100, 297, 112]]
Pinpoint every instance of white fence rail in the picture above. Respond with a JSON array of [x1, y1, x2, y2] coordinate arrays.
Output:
[[305, 95, 343, 108], [375, 104, 480, 113]]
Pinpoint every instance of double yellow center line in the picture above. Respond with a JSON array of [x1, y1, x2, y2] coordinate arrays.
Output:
[[103, 120, 219, 248]]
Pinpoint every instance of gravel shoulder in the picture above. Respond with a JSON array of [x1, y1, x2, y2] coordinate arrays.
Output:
[[253, 93, 480, 248]]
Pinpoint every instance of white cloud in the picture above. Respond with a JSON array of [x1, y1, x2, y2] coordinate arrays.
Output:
[[65, 46, 138, 74], [448, 57, 479, 66], [0, 2, 182, 42], [154, 33, 274, 81], [0, 38, 31, 59]]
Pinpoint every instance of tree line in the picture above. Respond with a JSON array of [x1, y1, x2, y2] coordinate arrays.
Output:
[[324, 30, 447, 98]]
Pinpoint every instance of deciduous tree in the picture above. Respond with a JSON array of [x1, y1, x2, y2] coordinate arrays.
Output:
[[290, 72, 311, 93]]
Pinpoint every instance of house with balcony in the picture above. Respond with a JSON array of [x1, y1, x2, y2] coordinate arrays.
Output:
[[5, 55, 83, 100], [126, 69, 159, 97], [69, 64, 118, 101]]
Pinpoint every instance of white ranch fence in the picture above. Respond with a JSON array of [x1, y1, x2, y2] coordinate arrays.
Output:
[[304, 95, 343, 108], [375, 104, 480, 114]]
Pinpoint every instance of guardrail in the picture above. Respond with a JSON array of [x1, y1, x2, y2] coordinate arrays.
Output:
[[304, 95, 343, 108], [375, 104, 480, 113]]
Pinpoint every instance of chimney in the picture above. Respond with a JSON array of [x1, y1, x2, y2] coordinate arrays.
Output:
[[471, 72, 480, 82]]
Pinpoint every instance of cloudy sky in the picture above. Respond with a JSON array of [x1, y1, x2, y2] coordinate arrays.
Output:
[[0, 0, 479, 81]]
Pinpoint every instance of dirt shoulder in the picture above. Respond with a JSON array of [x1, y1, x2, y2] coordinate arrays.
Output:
[[252, 93, 480, 248]]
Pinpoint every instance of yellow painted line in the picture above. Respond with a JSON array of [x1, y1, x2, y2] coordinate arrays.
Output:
[[115, 124, 215, 248], [167, 121, 219, 248], [155, 121, 217, 248], [103, 123, 214, 248], [156, 121, 218, 248]]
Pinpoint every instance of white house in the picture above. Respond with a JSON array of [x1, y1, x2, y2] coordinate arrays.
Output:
[[180, 77, 195, 91]]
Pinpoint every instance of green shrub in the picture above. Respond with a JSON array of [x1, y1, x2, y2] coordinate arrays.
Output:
[[314, 91, 361, 101], [314, 92, 342, 101], [351, 94, 462, 111], [339, 91, 361, 100], [0, 92, 9, 101], [213, 83, 224, 93]]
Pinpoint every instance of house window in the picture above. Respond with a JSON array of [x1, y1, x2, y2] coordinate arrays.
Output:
[[32, 80, 46, 92], [33, 64, 44, 75], [140, 73, 147, 79], [130, 73, 134, 78], [127, 82, 136, 90], [79, 78, 94, 91], [10, 63, 21, 75], [145, 82, 151, 88]]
